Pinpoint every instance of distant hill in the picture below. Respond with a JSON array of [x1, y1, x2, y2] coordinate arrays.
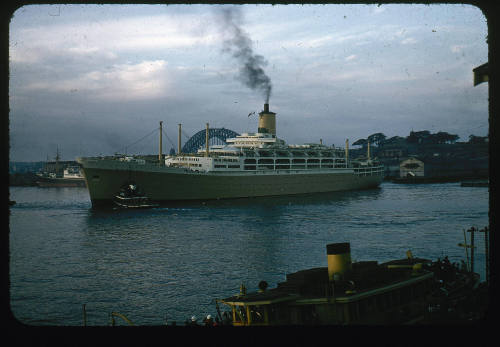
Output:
[[9, 161, 45, 174]]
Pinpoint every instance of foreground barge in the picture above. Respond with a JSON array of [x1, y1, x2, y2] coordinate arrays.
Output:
[[217, 243, 438, 325]]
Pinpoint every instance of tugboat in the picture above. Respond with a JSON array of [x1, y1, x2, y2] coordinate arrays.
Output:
[[216, 243, 437, 325], [113, 183, 158, 209], [216, 242, 486, 325]]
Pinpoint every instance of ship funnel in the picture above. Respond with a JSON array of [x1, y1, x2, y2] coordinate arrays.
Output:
[[326, 243, 352, 281], [258, 103, 276, 136]]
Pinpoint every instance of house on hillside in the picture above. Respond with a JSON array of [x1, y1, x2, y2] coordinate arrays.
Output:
[[399, 157, 425, 178]]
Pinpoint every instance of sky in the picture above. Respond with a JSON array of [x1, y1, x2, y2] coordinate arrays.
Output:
[[8, 3, 488, 162]]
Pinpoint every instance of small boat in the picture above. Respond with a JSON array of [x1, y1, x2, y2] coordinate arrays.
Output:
[[216, 243, 437, 325], [113, 183, 159, 209], [215, 243, 485, 325]]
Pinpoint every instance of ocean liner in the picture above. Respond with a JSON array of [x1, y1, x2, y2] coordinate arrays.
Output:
[[77, 104, 384, 207]]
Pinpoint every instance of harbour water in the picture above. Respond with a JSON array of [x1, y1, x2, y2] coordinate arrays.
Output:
[[9, 182, 489, 326]]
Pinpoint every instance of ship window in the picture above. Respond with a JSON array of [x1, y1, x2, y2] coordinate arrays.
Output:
[[258, 159, 274, 164], [234, 306, 246, 323], [250, 305, 265, 324]]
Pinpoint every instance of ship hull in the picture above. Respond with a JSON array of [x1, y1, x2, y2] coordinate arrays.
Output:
[[78, 158, 383, 207]]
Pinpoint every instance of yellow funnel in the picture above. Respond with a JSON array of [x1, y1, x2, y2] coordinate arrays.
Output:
[[326, 243, 352, 281]]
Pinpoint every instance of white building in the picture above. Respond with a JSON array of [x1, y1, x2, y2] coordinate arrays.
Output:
[[399, 157, 425, 178]]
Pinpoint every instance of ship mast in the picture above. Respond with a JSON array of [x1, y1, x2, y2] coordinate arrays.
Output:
[[345, 139, 349, 167], [367, 140, 371, 161], [55, 146, 60, 176], [178, 124, 182, 155], [159, 121, 163, 165], [205, 123, 209, 157]]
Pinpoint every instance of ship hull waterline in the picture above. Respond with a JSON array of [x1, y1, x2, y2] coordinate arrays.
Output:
[[79, 160, 383, 208]]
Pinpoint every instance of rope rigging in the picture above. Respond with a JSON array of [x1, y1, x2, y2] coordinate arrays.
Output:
[[181, 129, 192, 140], [118, 124, 177, 155], [115, 124, 240, 155], [162, 128, 176, 150], [119, 127, 158, 154]]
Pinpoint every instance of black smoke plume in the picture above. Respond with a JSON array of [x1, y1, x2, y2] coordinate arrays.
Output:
[[217, 7, 272, 103]]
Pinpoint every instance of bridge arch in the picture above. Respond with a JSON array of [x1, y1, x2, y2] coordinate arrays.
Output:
[[181, 128, 240, 154]]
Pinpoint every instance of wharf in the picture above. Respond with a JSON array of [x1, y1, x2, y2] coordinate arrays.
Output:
[[392, 176, 488, 184], [460, 180, 489, 187]]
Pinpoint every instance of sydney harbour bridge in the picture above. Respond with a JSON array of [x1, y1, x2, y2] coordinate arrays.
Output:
[[180, 128, 240, 154]]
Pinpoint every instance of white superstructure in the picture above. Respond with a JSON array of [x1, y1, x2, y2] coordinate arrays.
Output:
[[165, 131, 382, 177], [63, 165, 84, 179]]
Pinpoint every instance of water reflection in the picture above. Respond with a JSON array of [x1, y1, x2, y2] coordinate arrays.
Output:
[[10, 183, 488, 325], [83, 187, 385, 289], [163, 186, 383, 209]]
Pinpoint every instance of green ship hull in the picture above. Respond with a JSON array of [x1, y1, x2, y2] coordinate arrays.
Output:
[[77, 157, 383, 208]]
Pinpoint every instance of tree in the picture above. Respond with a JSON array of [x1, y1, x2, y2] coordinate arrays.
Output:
[[367, 133, 386, 146], [433, 131, 459, 144], [447, 133, 459, 144], [383, 136, 405, 145], [468, 135, 488, 144], [352, 139, 367, 147], [406, 130, 430, 144]]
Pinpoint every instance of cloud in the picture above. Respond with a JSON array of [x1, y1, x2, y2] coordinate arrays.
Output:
[[21, 60, 170, 101], [308, 35, 334, 48], [81, 60, 171, 100], [9, 12, 217, 64], [450, 44, 466, 53], [401, 37, 417, 45], [345, 54, 357, 61]]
